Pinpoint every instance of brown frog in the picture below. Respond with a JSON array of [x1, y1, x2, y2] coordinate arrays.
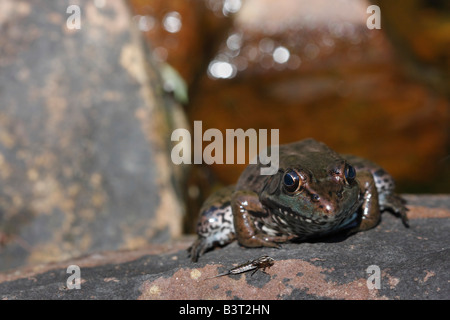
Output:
[[188, 138, 408, 262]]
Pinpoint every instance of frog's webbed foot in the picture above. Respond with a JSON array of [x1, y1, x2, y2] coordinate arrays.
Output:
[[187, 237, 208, 263], [382, 194, 409, 228], [188, 231, 236, 262]]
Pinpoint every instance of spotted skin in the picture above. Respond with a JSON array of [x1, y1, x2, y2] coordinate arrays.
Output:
[[188, 186, 235, 261]]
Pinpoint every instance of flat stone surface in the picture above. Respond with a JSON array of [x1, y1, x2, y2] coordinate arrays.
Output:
[[0, 194, 448, 300]]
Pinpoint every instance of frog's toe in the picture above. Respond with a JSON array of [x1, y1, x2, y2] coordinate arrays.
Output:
[[187, 237, 209, 262], [383, 194, 409, 228], [399, 206, 410, 228], [390, 203, 410, 228]]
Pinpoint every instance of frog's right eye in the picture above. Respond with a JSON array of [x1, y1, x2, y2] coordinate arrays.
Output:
[[283, 170, 302, 193]]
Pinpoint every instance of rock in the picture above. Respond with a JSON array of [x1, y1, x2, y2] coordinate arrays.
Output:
[[128, 0, 234, 88], [372, 0, 450, 96], [0, 194, 448, 300], [0, 0, 185, 271]]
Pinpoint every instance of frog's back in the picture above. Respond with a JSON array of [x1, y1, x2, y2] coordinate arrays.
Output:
[[277, 138, 342, 167]]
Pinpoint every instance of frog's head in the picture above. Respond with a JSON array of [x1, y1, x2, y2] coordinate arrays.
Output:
[[260, 158, 361, 234]]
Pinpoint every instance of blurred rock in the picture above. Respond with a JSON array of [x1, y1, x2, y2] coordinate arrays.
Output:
[[188, 0, 450, 193], [372, 0, 450, 96], [128, 0, 234, 88], [0, 0, 185, 271], [127, 0, 237, 232], [0, 194, 448, 300]]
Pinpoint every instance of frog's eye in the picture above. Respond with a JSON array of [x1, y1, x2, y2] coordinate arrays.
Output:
[[344, 164, 356, 182], [283, 170, 302, 193]]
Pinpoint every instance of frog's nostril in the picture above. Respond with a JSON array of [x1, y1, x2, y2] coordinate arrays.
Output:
[[318, 203, 333, 215], [311, 194, 320, 202]]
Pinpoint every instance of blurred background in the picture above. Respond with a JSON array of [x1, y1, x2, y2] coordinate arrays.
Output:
[[127, 0, 450, 230], [0, 0, 448, 271]]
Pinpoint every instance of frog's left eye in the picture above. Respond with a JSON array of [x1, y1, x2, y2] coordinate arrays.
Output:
[[283, 170, 302, 193], [344, 164, 356, 182]]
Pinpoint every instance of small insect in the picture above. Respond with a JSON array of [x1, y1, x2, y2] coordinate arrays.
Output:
[[207, 255, 275, 279]]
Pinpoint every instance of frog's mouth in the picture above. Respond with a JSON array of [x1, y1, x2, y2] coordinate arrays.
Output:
[[264, 200, 360, 232], [274, 207, 330, 226]]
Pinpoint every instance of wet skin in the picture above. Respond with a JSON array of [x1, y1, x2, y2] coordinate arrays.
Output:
[[188, 138, 408, 262]]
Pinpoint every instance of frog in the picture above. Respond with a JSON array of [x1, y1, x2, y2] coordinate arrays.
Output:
[[188, 138, 408, 262]]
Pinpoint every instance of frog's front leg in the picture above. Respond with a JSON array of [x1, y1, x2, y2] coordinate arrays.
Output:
[[356, 171, 381, 231], [232, 190, 294, 248], [188, 186, 236, 262]]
